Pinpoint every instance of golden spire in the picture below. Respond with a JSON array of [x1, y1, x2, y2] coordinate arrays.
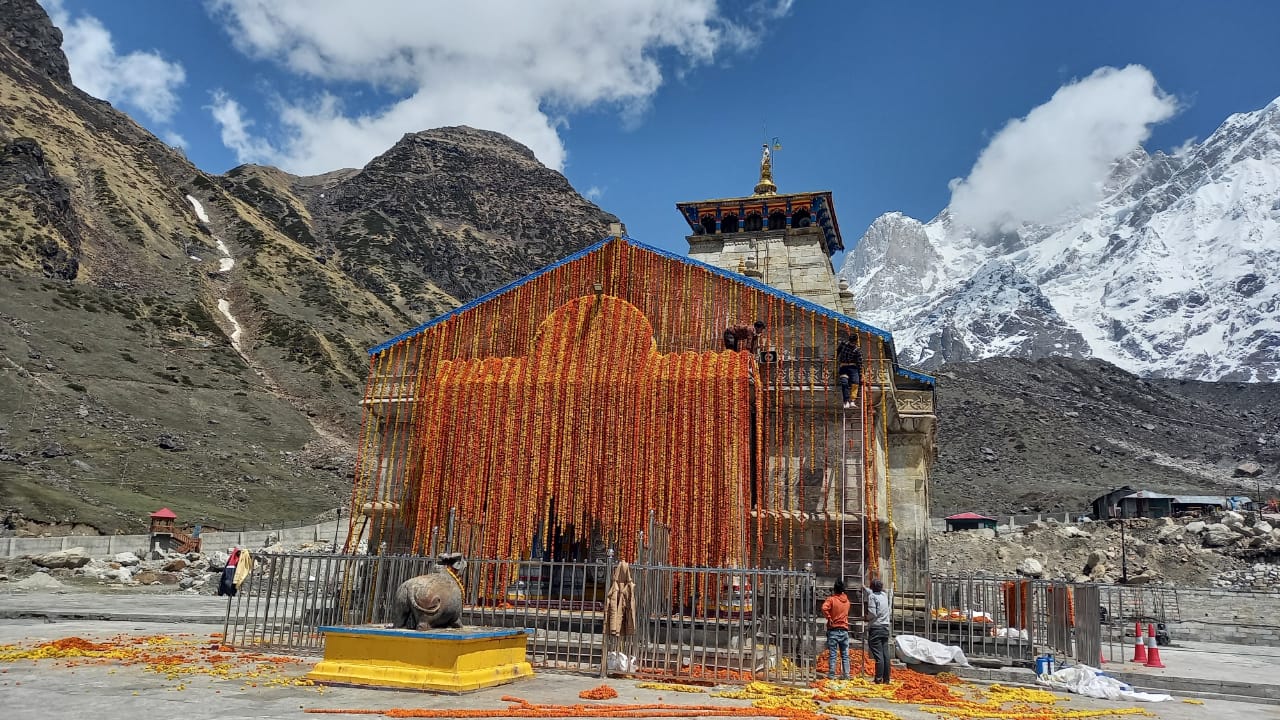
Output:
[[753, 142, 777, 196]]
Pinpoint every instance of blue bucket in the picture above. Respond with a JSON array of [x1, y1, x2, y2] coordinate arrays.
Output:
[[1034, 654, 1056, 676]]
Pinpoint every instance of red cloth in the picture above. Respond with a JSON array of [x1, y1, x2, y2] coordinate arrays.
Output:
[[821, 592, 850, 630]]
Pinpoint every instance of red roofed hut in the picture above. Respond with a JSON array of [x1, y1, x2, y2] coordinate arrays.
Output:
[[945, 512, 997, 532], [148, 507, 200, 554], [149, 507, 177, 534]]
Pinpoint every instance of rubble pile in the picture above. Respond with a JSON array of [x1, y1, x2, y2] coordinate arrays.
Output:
[[932, 511, 1280, 589], [1, 540, 332, 594]]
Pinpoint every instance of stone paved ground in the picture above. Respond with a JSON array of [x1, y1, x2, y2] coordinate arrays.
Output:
[[2, 620, 1278, 720]]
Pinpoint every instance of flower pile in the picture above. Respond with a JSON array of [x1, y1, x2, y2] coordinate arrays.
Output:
[[0, 633, 314, 690], [579, 685, 619, 700], [712, 672, 1154, 720]]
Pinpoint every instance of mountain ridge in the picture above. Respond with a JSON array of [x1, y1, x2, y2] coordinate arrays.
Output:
[[0, 0, 616, 533], [842, 96, 1280, 382]]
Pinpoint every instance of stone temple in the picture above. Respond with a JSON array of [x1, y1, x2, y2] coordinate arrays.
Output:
[[348, 146, 936, 600]]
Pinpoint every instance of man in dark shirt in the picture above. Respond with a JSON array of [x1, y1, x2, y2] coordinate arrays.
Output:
[[723, 320, 766, 353], [836, 332, 863, 409]]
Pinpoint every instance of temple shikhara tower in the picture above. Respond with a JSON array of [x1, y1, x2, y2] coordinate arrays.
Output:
[[348, 146, 936, 598]]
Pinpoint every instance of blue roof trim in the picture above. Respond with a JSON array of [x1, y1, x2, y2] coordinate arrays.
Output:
[[896, 365, 935, 385], [367, 236, 614, 355], [366, 235, 935, 388]]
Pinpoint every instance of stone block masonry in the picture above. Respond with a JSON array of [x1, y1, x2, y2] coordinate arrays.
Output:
[[1, 522, 340, 558], [1172, 587, 1280, 646]]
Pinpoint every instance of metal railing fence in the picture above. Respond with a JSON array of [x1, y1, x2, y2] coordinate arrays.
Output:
[[223, 552, 817, 684], [922, 575, 1176, 667]]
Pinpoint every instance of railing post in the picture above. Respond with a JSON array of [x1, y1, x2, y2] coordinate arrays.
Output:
[[600, 548, 615, 679], [445, 508, 457, 555]]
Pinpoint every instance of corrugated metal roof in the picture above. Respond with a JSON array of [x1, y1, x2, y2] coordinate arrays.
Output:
[[1172, 495, 1230, 506]]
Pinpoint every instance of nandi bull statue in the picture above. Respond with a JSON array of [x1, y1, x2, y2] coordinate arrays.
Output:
[[391, 553, 466, 630]]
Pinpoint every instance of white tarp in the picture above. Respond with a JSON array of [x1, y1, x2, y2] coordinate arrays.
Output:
[[894, 634, 971, 666], [1037, 665, 1172, 702]]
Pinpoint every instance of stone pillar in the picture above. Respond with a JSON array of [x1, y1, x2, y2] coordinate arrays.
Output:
[[887, 432, 930, 596]]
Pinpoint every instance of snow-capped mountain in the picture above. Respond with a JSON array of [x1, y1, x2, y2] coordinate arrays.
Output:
[[841, 97, 1280, 381]]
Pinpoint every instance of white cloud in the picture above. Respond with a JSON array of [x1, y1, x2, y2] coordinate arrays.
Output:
[[162, 131, 188, 148], [208, 91, 277, 164], [585, 185, 605, 201], [949, 65, 1178, 234], [205, 0, 787, 174], [40, 0, 186, 123]]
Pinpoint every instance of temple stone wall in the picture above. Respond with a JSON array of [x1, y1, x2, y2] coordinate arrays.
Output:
[[687, 227, 841, 310]]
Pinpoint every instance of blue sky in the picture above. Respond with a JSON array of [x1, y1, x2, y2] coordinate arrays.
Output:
[[41, 1, 1280, 263]]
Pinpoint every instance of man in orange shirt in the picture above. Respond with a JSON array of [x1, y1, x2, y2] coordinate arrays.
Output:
[[820, 578, 851, 680]]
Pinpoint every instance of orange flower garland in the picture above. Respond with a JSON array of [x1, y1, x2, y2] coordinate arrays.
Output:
[[351, 238, 896, 577]]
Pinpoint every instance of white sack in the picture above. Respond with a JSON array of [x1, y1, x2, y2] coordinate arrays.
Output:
[[1037, 664, 1172, 702], [606, 650, 638, 673]]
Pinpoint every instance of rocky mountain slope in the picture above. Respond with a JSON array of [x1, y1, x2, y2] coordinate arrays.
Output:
[[841, 98, 1280, 382], [0, 0, 615, 533], [930, 357, 1279, 518]]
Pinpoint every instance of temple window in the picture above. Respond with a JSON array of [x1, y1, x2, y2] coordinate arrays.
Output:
[[700, 215, 717, 235], [744, 213, 763, 232], [768, 211, 787, 230], [721, 214, 739, 233], [792, 208, 812, 228]]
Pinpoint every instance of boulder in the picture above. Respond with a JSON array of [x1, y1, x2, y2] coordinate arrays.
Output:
[[104, 567, 132, 583], [14, 572, 64, 591], [1127, 570, 1160, 585], [1083, 550, 1106, 573], [1254, 521, 1273, 536], [1016, 558, 1044, 578], [1184, 521, 1206, 534], [1234, 462, 1263, 477], [113, 551, 141, 566], [156, 434, 186, 451], [1223, 511, 1246, 527], [162, 559, 188, 572], [134, 570, 159, 585], [1203, 526, 1237, 547], [208, 551, 230, 571], [31, 548, 90, 570], [1088, 562, 1108, 579]]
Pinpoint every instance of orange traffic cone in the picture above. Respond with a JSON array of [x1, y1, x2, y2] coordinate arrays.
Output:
[[1144, 623, 1165, 668], [1130, 622, 1147, 663]]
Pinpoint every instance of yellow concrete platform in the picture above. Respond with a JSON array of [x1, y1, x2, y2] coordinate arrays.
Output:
[[307, 626, 534, 694]]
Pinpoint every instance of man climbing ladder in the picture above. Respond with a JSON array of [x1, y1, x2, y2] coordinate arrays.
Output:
[[837, 332, 863, 410]]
